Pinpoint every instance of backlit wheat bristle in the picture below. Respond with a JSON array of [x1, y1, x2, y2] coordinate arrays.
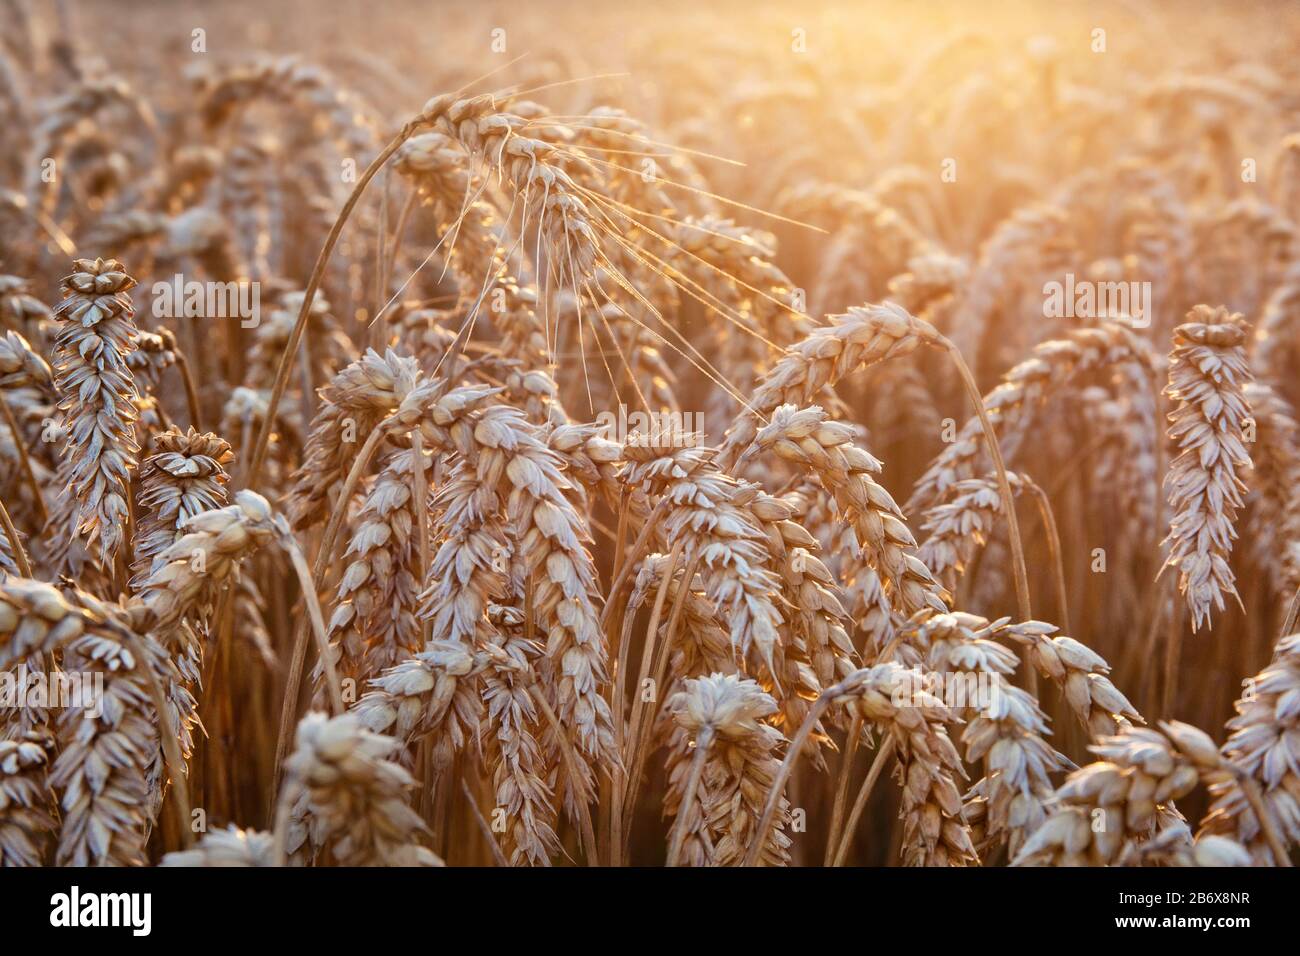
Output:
[[418, 94, 604, 291]]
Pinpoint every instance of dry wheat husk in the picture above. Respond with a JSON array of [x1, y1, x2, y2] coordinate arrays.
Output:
[[917, 471, 1029, 590], [48, 256, 140, 566], [1003, 620, 1143, 737], [1199, 633, 1300, 865], [1159, 306, 1252, 631], [0, 729, 56, 866], [480, 604, 560, 866], [417, 94, 605, 291], [288, 349, 424, 531], [459, 405, 616, 817], [323, 445, 425, 690], [1116, 819, 1252, 866], [130, 490, 281, 794], [840, 661, 980, 866], [1014, 722, 1222, 866], [622, 441, 784, 670], [903, 612, 1068, 857], [130, 427, 234, 584], [1242, 382, 1300, 599], [750, 404, 948, 617], [160, 825, 275, 867], [720, 302, 947, 470], [908, 321, 1158, 518], [667, 673, 791, 866], [0, 275, 53, 341], [283, 712, 442, 866], [16, 584, 171, 868]]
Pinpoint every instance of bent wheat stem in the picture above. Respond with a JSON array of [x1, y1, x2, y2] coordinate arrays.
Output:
[[0, 498, 31, 577], [940, 335, 1035, 691], [743, 673, 862, 867], [244, 123, 423, 490], [119, 628, 193, 851], [0, 391, 45, 524], [272, 424, 388, 794]]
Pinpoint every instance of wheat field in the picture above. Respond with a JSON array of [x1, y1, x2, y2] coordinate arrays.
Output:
[[0, 0, 1298, 869]]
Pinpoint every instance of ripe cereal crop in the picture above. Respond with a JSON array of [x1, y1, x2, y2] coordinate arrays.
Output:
[[1, 0, 1299, 873]]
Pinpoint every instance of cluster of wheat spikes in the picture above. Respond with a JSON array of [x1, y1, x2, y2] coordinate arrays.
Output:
[[2, 0, 1300, 867]]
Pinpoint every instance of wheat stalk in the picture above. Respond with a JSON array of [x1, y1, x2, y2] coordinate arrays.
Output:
[[907, 321, 1158, 517], [130, 427, 233, 584], [719, 302, 947, 470], [904, 612, 1068, 857], [995, 628, 1137, 747], [321, 445, 425, 690], [1242, 382, 1300, 600]]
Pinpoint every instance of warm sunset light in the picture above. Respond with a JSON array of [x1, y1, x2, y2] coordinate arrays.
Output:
[[0, 2, 1294, 933]]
